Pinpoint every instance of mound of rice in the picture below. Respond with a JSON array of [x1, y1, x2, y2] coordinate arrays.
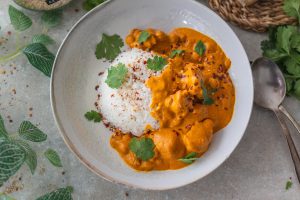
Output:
[[97, 48, 161, 136]]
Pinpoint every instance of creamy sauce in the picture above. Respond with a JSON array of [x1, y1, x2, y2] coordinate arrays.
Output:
[[110, 28, 235, 171]]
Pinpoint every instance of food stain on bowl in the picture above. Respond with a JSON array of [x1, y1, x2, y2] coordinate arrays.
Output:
[[95, 27, 235, 171]]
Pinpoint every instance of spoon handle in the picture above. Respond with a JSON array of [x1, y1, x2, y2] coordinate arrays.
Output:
[[274, 110, 300, 183], [279, 105, 300, 135]]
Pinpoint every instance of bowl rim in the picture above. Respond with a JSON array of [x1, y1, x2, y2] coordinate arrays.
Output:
[[50, 0, 253, 190]]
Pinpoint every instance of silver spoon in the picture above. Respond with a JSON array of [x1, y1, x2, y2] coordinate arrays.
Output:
[[252, 57, 300, 183]]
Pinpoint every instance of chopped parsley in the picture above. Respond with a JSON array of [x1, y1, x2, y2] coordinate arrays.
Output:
[[129, 137, 155, 161], [105, 63, 128, 89], [138, 30, 150, 44], [95, 33, 124, 62], [286, 179, 293, 190], [179, 152, 197, 164], [147, 56, 167, 71], [195, 40, 206, 56]]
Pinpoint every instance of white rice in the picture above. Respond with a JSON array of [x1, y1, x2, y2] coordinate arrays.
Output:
[[97, 48, 161, 136]]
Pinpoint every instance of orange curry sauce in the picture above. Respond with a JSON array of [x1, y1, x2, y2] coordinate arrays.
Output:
[[110, 28, 235, 171]]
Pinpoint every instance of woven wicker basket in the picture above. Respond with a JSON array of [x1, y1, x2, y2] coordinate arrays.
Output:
[[208, 0, 297, 32]]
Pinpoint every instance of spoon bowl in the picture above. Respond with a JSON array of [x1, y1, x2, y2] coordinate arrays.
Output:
[[252, 57, 286, 110]]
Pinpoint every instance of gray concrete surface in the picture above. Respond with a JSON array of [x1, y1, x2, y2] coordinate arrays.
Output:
[[0, 0, 300, 199]]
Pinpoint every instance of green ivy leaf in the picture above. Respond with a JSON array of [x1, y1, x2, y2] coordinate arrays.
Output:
[[0, 193, 15, 200], [8, 5, 32, 31], [169, 49, 185, 58], [84, 110, 102, 122], [18, 121, 47, 142], [95, 33, 124, 61], [179, 152, 197, 164], [13, 140, 37, 175], [44, 149, 62, 167], [105, 63, 128, 88], [195, 40, 206, 56], [129, 137, 155, 161], [23, 43, 55, 77], [138, 31, 150, 44], [147, 56, 167, 71], [36, 186, 73, 200], [0, 141, 26, 187], [41, 10, 62, 28], [32, 34, 55, 46], [0, 115, 8, 142]]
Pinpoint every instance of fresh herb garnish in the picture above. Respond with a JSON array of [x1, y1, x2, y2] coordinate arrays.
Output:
[[195, 40, 206, 56], [179, 152, 197, 164], [31, 34, 55, 45], [138, 30, 150, 44], [147, 56, 167, 71], [283, 0, 300, 24], [95, 33, 124, 62], [18, 121, 47, 142], [8, 5, 32, 31], [44, 148, 63, 167], [41, 10, 63, 28], [201, 80, 214, 105], [36, 186, 73, 200], [105, 63, 128, 88], [286, 179, 293, 190], [129, 137, 155, 161], [170, 49, 185, 58], [83, 0, 106, 11], [85, 110, 102, 122]]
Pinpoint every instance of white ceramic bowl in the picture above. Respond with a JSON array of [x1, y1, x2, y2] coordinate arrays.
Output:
[[51, 0, 253, 190]]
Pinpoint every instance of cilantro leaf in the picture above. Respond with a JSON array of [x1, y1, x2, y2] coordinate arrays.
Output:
[[201, 80, 214, 105], [179, 152, 197, 164], [291, 34, 300, 52], [283, 0, 300, 24], [147, 56, 167, 71], [95, 33, 124, 61], [294, 79, 300, 99], [263, 49, 287, 62], [285, 179, 293, 190], [84, 110, 102, 122], [276, 26, 297, 54], [170, 49, 185, 58], [195, 41, 206, 56], [129, 137, 155, 161], [83, 0, 106, 11], [105, 63, 128, 88], [138, 31, 150, 44], [8, 5, 32, 31], [285, 56, 300, 75]]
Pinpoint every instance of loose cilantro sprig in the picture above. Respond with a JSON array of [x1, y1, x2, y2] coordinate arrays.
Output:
[[179, 152, 197, 164], [170, 49, 185, 58], [105, 63, 128, 88], [129, 137, 155, 161], [95, 33, 124, 62], [261, 0, 300, 99], [195, 40, 206, 56], [147, 56, 167, 71], [85, 110, 102, 122], [138, 30, 150, 44]]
